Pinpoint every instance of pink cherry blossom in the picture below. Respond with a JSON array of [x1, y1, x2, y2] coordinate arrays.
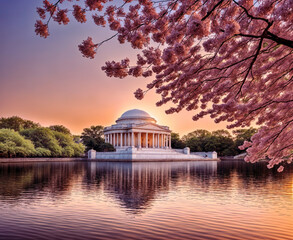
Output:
[[73, 5, 86, 23], [53, 9, 69, 25], [128, 66, 143, 77], [86, 0, 105, 11], [43, 0, 56, 15], [93, 15, 106, 26], [134, 88, 144, 100], [37, 7, 46, 20], [277, 166, 284, 173], [78, 37, 97, 59], [35, 20, 49, 38]]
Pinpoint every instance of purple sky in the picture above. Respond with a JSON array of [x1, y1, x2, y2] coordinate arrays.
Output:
[[0, 0, 228, 135]]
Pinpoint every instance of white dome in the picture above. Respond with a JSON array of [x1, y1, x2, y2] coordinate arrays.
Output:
[[121, 109, 150, 118], [116, 109, 156, 123]]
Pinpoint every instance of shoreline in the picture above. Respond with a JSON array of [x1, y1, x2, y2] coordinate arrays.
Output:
[[0, 157, 220, 163], [0, 157, 86, 163]]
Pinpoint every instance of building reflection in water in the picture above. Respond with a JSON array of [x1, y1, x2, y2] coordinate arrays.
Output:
[[85, 161, 217, 213], [0, 160, 292, 213]]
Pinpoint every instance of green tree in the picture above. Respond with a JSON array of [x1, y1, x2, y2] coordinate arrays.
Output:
[[183, 129, 236, 156], [212, 130, 232, 138], [81, 125, 115, 152], [49, 125, 71, 135], [233, 128, 258, 154], [82, 126, 104, 139], [0, 117, 85, 158], [73, 135, 82, 143], [71, 143, 86, 156], [182, 130, 211, 142], [210, 130, 236, 156], [20, 128, 62, 157], [0, 116, 40, 131], [35, 147, 51, 157], [171, 133, 186, 149], [53, 131, 85, 157], [183, 130, 212, 152], [0, 129, 36, 157]]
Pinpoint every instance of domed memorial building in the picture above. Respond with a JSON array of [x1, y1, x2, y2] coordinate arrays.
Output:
[[104, 109, 171, 149], [88, 109, 217, 161]]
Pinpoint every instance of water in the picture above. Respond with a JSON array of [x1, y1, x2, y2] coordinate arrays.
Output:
[[0, 160, 292, 240]]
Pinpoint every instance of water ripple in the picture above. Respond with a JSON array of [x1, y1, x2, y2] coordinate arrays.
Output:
[[0, 161, 292, 239]]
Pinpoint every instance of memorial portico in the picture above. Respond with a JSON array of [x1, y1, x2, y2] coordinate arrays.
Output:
[[88, 109, 218, 161], [104, 109, 171, 149]]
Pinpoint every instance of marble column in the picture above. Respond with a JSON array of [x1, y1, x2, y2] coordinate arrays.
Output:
[[166, 135, 168, 148], [157, 134, 159, 148], [113, 133, 116, 146], [161, 134, 163, 148], [169, 134, 171, 148], [138, 132, 141, 148], [120, 133, 123, 147], [152, 133, 154, 148], [146, 133, 148, 148], [131, 132, 134, 147], [165, 135, 167, 148], [166, 135, 168, 147], [124, 133, 127, 146]]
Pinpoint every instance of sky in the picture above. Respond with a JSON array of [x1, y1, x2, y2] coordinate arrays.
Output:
[[0, 0, 228, 136]]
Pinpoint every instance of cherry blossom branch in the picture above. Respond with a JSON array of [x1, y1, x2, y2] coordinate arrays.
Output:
[[232, 0, 270, 25], [201, 0, 225, 21]]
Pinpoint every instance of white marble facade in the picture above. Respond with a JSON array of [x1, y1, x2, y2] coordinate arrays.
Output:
[[104, 109, 171, 149], [88, 109, 218, 161]]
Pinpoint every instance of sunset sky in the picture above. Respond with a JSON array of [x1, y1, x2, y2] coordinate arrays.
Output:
[[0, 0, 228, 136]]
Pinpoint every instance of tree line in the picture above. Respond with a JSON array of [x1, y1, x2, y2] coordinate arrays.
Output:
[[171, 129, 257, 157], [0, 116, 255, 158], [0, 116, 113, 158]]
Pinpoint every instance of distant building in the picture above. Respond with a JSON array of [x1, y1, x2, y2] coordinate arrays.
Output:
[[88, 109, 217, 161]]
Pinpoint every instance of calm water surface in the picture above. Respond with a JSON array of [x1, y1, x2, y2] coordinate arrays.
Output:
[[0, 160, 292, 240]]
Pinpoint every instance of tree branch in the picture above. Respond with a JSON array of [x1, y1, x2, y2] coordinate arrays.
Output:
[[201, 0, 224, 21]]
